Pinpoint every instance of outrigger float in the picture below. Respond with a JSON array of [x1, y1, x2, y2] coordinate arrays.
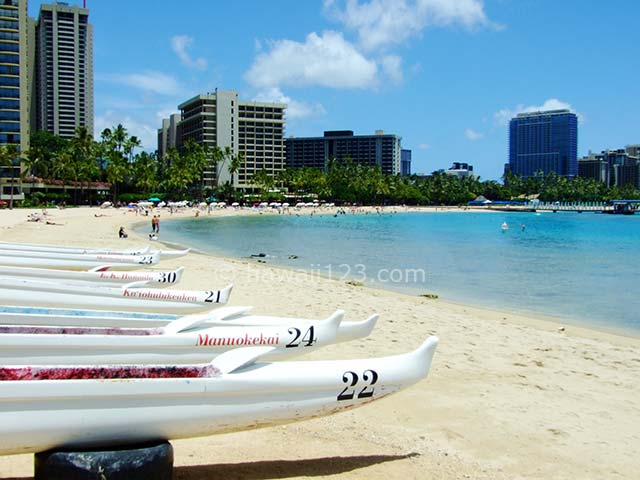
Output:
[[0, 336, 438, 455]]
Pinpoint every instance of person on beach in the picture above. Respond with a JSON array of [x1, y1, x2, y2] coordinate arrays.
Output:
[[155, 215, 160, 233], [151, 215, 157, 233], [119, 226, 128, 238]]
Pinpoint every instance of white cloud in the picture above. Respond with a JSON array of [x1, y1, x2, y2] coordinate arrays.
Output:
[[464, 128, 484, 140], [494, 98, 582, 126], [380, 54, 403, 84], [253, 87, 327, 119], [245, 31, 378, 89], [325, 0, 493, 51], [95, 110, 159, 151], [101, 71, 183, 96], [171, 35, 207, 70], [418, 143, 430, 150]]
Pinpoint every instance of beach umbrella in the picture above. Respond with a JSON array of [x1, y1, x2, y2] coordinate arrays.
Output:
[[148, 197, 161, 202], [231, 202, 240, 207], [282, 202, 290, 207]]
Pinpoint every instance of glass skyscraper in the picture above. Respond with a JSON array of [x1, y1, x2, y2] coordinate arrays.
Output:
[[508, 109, 578, 178]]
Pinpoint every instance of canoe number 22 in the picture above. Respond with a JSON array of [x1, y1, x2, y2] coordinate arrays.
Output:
[[337, 369, 378, 401]]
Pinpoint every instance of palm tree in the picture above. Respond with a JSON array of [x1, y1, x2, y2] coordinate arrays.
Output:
[[68, 126, 99, 204], [133, 151, 159, 195]]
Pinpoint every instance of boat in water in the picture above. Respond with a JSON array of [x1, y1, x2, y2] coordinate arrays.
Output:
[[0, 336, 438, 455]]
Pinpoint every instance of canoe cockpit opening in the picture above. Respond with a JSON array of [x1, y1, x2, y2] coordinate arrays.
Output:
[[0, 364, 221, 381], [0, 325, 161, 336]]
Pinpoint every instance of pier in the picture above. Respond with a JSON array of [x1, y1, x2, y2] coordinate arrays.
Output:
[[483, 200, 639, 214]]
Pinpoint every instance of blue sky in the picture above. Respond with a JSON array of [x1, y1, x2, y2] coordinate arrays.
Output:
[[28, 0, 640, 180]]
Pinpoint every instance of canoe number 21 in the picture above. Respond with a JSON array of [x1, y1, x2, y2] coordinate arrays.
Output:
[[337, 369, 378, 401]]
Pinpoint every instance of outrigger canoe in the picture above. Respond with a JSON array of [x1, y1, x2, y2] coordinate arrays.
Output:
[[0, 336, 438, 455], [0, 277, 232, 313], [0, 310, 347, 365], [0, 265, 184, 286], [0, 251, 160, 270], [0, 305, 379, 344], [0, 241, 150, 255], [0, 242, 190, 260], [0, 305, 249, 327]]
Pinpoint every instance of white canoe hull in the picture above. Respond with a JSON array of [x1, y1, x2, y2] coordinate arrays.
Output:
[[0, 241, 189, 260], [0, 265, 184, 286], [0, 252, 160, 270], [0, 278, 232, 313], [0, 311, 345, 365], [0, 305, 378, 344], [0, 241, 150, 255], [0, 337, 438, 455]]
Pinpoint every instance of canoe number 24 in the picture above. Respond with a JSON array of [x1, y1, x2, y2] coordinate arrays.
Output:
[[286, 326, 316, 348]]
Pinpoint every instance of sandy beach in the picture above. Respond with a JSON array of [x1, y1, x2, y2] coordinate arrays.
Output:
[[0, 206, 638, 480]]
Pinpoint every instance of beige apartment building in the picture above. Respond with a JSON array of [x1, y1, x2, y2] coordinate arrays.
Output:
[[35, 1, 93, 138], [175, 89, 286, 189]]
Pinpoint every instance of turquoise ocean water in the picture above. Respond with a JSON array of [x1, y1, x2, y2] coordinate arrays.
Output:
[[149, 211, 640, 334]]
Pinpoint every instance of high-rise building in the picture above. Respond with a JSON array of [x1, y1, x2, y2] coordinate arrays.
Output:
[[625, 144, 640, 158], [508, 109, 578, 178], [286, 130, 402, 175], [401, 149, 411, 176], [177, 90, 286, 188], [578, 149, 640, 189], [35, 1, 93, 138], [445, 162, 475, 179], [0, 0, 29, 202], [157, 112, 180, 159]]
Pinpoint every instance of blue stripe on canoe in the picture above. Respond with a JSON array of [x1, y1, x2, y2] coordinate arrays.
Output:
[[0, 305, 179, 320]]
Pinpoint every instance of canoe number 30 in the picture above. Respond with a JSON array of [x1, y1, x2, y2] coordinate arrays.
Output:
[[337, 369, 378, 401], [286, 326, 316, 348], [158, 272, 178, 283]]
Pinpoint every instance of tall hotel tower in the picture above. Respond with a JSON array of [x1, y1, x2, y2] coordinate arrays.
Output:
[[35, 1, 93, 138], [508, 109, 578, 178], [0, 0, 29, 201], [178, 90, 286, 189]]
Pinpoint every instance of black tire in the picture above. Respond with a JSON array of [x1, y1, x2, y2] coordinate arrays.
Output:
[[34, 440, 173, 480]]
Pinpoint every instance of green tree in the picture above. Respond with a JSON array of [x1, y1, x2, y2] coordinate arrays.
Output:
[[0, 144, 20, 208], [68, 126, 99, 204], [251, 169, 275, 198], [132, 151, 159, 195]]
